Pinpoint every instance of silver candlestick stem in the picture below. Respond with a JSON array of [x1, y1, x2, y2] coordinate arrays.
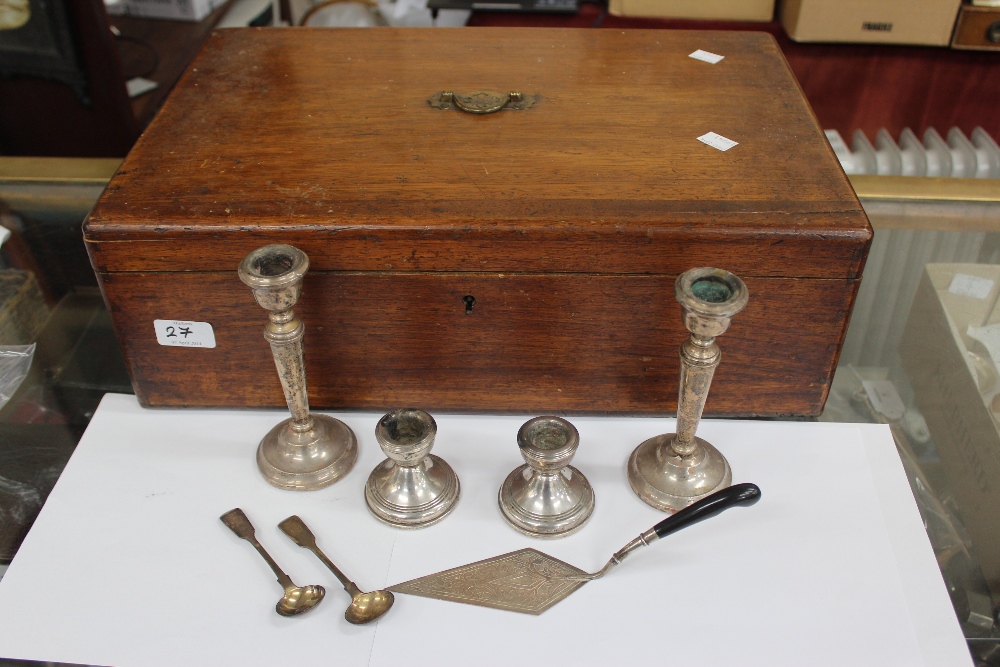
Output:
[[627, 267, 748, 511], [239, 244, 358, 491]]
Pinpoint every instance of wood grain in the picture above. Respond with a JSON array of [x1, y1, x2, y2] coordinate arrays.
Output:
[[86, 29, 869, 281], [99, 271, 857, 416], [86, 29, 870, 415], [468, 10, 1000, 143], [85, 220, 868, 279]]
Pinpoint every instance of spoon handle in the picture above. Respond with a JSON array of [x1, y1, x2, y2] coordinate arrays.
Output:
[[279, 515, 363, 597], [221, 508, 295, 590]]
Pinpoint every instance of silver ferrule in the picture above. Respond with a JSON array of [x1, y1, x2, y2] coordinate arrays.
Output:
[[611, 528, 659, 565]]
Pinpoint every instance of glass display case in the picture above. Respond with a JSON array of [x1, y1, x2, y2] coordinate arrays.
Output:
[[0, 159, 998, 665]]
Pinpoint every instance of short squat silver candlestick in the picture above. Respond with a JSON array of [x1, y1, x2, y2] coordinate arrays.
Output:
[[628, 267, 748, 512], [366, 409, 460, 528], [239, 244, 358, 491], [499, 416, 595, 538]]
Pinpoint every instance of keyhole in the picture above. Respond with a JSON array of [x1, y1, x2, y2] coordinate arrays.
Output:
[[463, 295, 476, 314]]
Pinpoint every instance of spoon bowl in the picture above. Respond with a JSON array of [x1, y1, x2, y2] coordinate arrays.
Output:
[[277, 584, 327, 617], [279, 514, 396, 625], [220, 508, 326, 618], [345, 589, 395, 624]]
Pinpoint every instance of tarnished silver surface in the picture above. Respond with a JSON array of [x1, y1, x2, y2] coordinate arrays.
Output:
[[239, 244, 358, 491], [628, 433, 732, 511], [220, 508, 326, 617], [560, 528, 660, 582], [628, 267, 747, 511], [499, 416, 595, 538], [389, 483, 761, 615], [388, 548, 588, 615], [365, 408, 460, 528], [279, 515, 394, 624], [256, 415, 358, 491]]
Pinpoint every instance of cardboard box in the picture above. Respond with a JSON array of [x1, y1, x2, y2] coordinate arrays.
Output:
[[608, 0, 773, 21], [901, 263, 1000, 599], [781, 0, 962, 45], [952, 3, 1000, 50], [105, 0, 225, 22]]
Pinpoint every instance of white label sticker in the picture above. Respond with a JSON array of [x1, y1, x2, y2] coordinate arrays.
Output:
[[697, 132, 738, 152], [689, 49, 724, 64], [154, 320, 216, 348], [861, 379, 906, 421], [949, 273, 994, 299]]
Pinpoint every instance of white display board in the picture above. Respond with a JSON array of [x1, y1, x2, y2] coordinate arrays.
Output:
[[0, 395, 971, 666]]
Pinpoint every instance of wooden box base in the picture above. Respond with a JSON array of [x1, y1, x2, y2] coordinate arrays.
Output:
[[99, 270, 858, 416]]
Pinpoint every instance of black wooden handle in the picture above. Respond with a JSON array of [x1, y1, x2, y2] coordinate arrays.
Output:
[[652, 483, 761, 539]]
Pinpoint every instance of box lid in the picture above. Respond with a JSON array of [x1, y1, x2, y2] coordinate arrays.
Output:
[[84, 28, 871, 280]]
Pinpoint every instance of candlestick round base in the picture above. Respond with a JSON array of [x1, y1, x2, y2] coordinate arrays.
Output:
[[498, 465, 595, 539], [627, 433, 731, 512], [365, 454, 460, 528], [257, 414, 358, 491]]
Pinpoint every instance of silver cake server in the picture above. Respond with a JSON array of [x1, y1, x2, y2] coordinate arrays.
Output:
[[388, 482, 761, 615]]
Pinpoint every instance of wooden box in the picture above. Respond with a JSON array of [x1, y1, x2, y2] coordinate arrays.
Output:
[[83, 28, 871, 416], [781, 0, 962, 46]]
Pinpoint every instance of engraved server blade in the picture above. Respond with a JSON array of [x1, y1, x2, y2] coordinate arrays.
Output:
[[387, 484, 763, 615], [387, 548, 589, 615]]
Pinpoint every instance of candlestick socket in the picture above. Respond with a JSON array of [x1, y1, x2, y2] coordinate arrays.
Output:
[[675, 267, 748, 339]]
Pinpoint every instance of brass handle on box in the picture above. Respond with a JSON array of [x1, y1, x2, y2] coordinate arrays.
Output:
[[987, 20, 1000, 44], [448, 90, 519, 114], [429, 90, 534, 114]]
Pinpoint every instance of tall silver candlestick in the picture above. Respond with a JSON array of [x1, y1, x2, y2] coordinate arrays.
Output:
[[627, 267, 748, 511], [239, 244, 358, 491]]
